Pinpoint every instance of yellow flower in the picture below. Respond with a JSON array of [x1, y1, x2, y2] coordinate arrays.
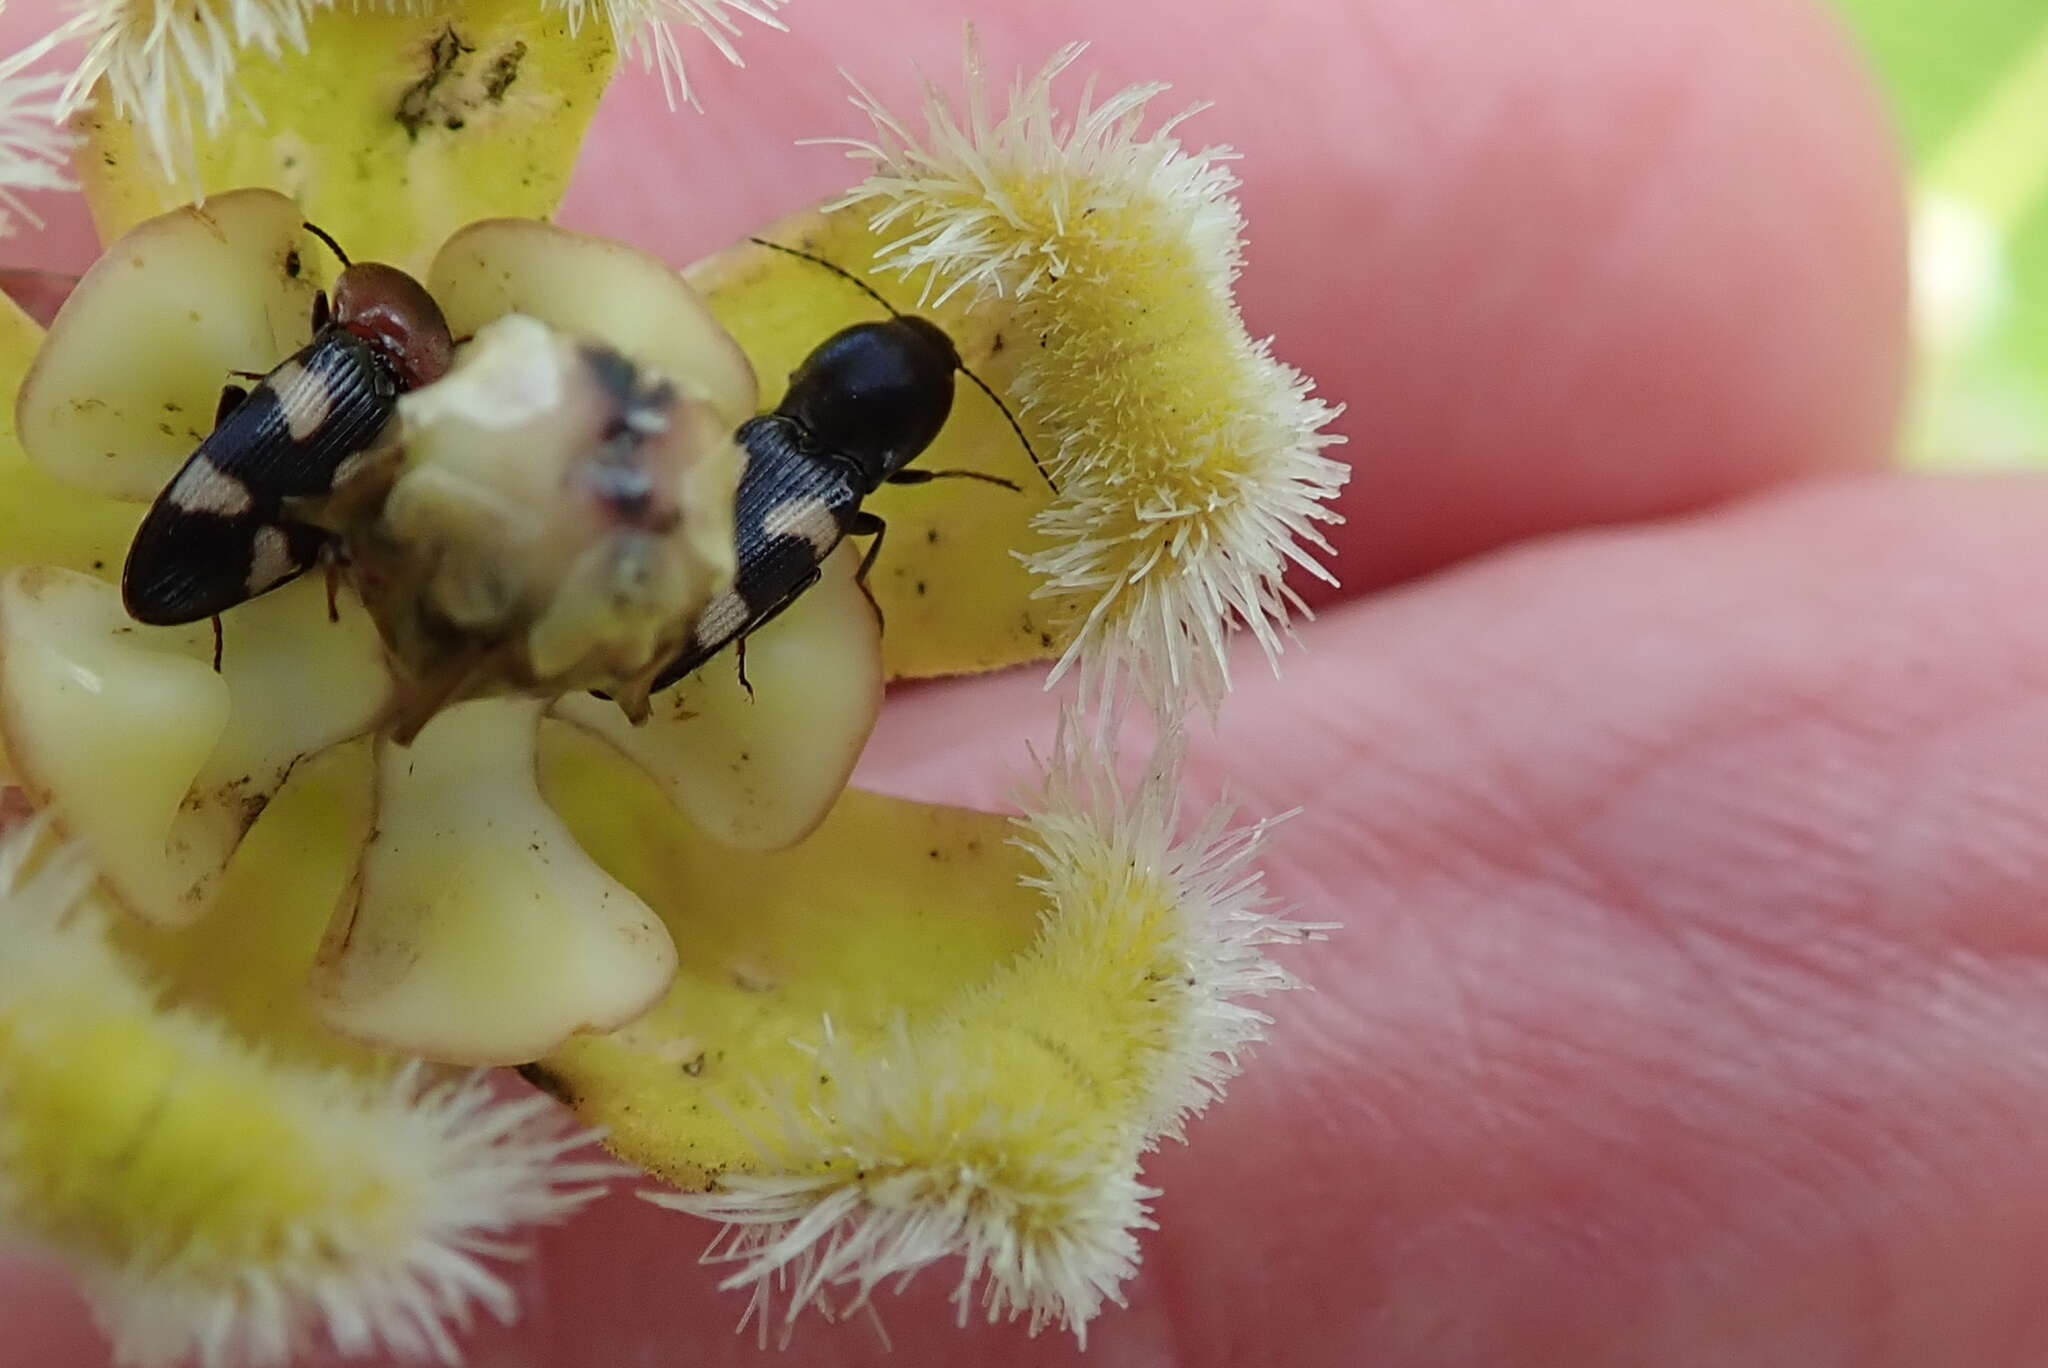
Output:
[[0, 6, 1340, 1359]]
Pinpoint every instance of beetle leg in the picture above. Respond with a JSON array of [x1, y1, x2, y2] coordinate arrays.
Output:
[[324, 558, 343, 624], [739, 569, 821, 638], [734, 636, 753, 701], [213, 383, 250, 428], [848, 511, 887, 587], [646, 564, 825, 698], [847, 512, 889, 631], [311, 289, 331, 332], [210, 616, 224, 674], [887, 468, 1021, 493]]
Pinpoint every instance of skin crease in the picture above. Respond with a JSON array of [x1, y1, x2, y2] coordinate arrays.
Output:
[[22, 0, 2048, 1365]]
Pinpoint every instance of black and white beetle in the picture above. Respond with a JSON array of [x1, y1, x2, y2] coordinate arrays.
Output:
[[118, 230, 1044, 728], [649, 239, 1054, 693], [121, 223, 454, 632]]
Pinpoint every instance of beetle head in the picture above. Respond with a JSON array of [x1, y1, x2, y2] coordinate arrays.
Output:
[[779, 317, 958, 490], [332, 263, 455, 392]]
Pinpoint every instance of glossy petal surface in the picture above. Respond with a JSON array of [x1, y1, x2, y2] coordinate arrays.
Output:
[[15, 189, 317, 504], [0, 568, 387, 925], [552, 543, 882, 852], [0, 292, 136, 578], [533, 731, 1045, 1187], [311, 697, 678, 1065]]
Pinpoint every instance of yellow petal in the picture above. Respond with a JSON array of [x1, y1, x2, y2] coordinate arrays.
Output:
[[0, 568, 388, 925], [0, 289, 138, 577], [14, 188, 318, 503], [534, 724, 1308, 1336], [0, 836, 612, 1364], [0, 567, 227, 919], [73, 0, 615, 277], [552, 541, 882, 851], [529, 726, 1045, 1187], [686, 210, 1068, 682], [827, 45, 1349, 710], [310, 696, 678, 1066]]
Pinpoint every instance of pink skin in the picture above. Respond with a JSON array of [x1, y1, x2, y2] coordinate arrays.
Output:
[[17, 1, 2044, 1365]]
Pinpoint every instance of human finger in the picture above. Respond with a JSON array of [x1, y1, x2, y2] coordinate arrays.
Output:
[[531, 472, 2048, 1367], [567, 0, 1910, 602]]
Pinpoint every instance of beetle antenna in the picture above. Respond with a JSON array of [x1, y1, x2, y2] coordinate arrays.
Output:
[[748, 237, 898, 315], [956, 364, 1055, 491], [301, 220, 352, 269], [749, 237, 1058, 492]]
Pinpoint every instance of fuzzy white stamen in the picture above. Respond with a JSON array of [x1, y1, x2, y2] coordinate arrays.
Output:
[[51, 0, 323, 181], [0, 816, 620, 1368], [549, 0, 785, 110], [0, 25, 75, 235], [650, 716, 1321, 1341], [661, 1023, 1159, 1346], [823, 39, 1349, 713], [1017, 719, 1328, 1140]]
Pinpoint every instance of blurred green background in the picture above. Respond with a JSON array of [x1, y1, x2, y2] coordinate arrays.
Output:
[[1836, 0, 2048, 465]]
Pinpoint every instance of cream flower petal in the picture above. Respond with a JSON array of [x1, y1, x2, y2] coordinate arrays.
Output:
[[551, 540, 881, 852], [428, 216, 758, 430], [425, 216, 889, 844], [310, 696, 678, 1066], [0, 283, 139, 578], [0, 566, 388, 924], [13, 188, 318, 503]]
